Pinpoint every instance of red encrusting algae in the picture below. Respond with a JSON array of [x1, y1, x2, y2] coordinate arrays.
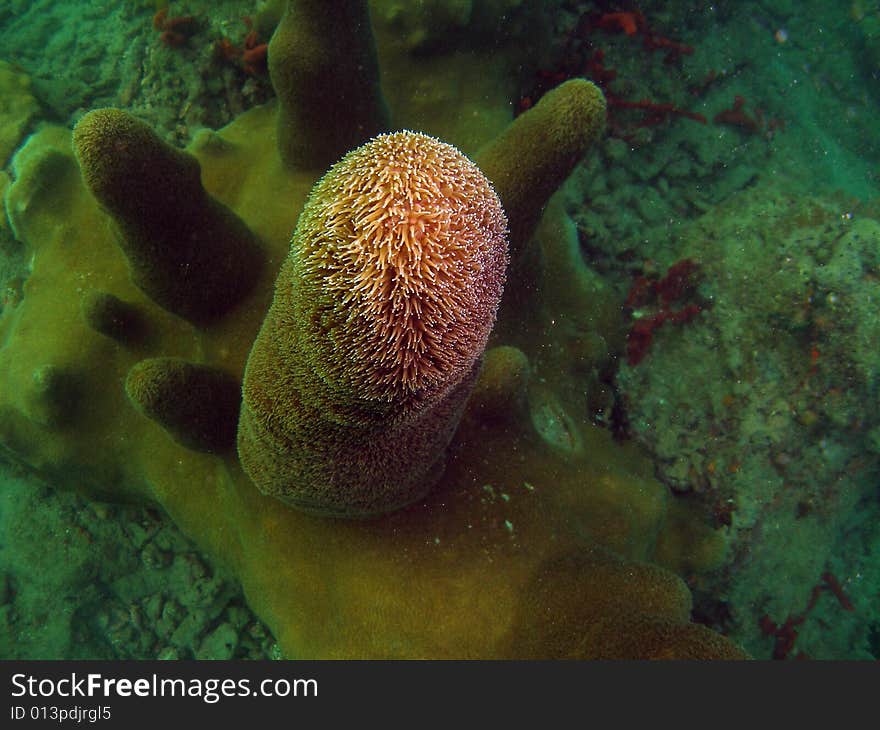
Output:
[[758, 571, 855, 660], [624, 259, 704, 366]]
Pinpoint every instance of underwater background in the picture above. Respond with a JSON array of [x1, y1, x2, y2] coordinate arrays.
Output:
[[0, 0, 878, 660]]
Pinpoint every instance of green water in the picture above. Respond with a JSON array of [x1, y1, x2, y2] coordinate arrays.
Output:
[[0, 0, 878, 660]]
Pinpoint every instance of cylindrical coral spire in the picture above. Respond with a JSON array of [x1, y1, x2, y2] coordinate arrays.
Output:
[[477, 78, 606, 255], [73, 109, 264, 326], [238, 131, 508, 517], [269, 0, 390, 170], [125, 358, 241, 454]]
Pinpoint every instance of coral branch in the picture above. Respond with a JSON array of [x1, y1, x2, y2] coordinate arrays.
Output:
[[269, 0, 390, 169]]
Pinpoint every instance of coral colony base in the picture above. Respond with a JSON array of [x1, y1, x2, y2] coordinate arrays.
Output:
[[0, 0, 748, 658]]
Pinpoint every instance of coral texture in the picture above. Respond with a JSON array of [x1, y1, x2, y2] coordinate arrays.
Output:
[[467, 345, 530, 424], [126, 358, 241, 454], [238, 131, 508, 516], [477, 78, 607, 254], [81, 291, 147, 346], [269, 0, 389, 170], [73, 108, 264, 326], [508, 547, 745, 659]]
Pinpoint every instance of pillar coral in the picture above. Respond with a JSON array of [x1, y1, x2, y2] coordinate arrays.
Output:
[[269, 0, 390, 170], [0, 0, 745, 658], [72, 109, 264, 327], [238, 131, 508, 516]]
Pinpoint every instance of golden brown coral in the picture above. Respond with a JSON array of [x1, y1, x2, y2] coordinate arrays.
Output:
[[238, 131, 508, 516], [23, 364, 81, 430], [505, 547, 747, 659], [126, 358, 241, 454], [73, 109, 264, 326], [268, 0, 389, 170], [477, 78, 607, 254], [467, 345, 530, 424], [81, 291, 147, 346]]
